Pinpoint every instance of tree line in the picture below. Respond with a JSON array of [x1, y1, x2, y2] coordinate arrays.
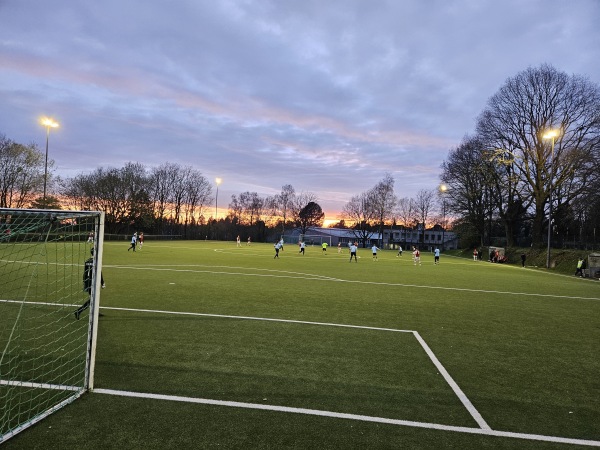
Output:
[[0, 144, 327, 241]]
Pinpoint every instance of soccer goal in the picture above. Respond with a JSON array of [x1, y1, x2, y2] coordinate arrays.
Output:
[[302, 235, 332, 247], [0, 208, 104, 444]]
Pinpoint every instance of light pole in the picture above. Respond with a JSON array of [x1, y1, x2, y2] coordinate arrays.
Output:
[[543, 129, 559, 269], [41, 117, 59, 203], [439, 184, 448, 251], [215, 177, 222, 219]]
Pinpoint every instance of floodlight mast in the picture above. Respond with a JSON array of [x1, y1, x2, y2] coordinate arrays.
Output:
[[215, 177, 222, 218], [439, 184, 448, 251], [542, 129, 560, 269], [40, 117, 59, 202]]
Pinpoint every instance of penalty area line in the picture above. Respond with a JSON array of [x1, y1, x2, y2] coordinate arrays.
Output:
[[98, 307, 483, 430], [93, 388, 600, 447]]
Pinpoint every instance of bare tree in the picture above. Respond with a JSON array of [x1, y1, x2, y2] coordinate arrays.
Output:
[[413, 189, 435, 244], [171, 165, 193, 224], [62, 163, 152, 233], [396, 197, 415, 228], [270, 184, 296, 235], [342, 191, 377, 247], [441, 136, 496, 247], [477, 64, 600, 246], [183, 169, 212, 227], [0, 135, 45, 208], [228, 194, 243, 223], [238, 191, 264, 226], [150, 163, 179, 230], [370, 174, 397, 246]]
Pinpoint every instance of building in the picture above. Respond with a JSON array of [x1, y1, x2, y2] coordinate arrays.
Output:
[[284, 227, 381, 248], [383, 224, 458, 251], [283, 225, 456, 250]]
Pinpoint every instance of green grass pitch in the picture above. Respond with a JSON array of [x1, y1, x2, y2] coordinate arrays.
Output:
[[4, 240, 600, 449]]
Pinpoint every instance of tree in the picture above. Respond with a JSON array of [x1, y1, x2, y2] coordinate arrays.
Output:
[[328, 219, 348, 229], [273, 184, 296, 235], [413, 189, 435, 244], [297, 201, 324, 234], [237, 192, 264, 226], [62, 163, 152, 233], [485, 147, 530, 247], [370, 174, 397, 247], [342, 191, 376, 247], [182, 169, 212, 230], [149, 163, 179, 232], [441, 136, 496, 247], [30, 195, 62, 210], [290, 191, 318, 225], [0, 135, 45, 208], [476, 64, 600, 246], [395, 197, 415, 228], [228, 194, 243, 223]]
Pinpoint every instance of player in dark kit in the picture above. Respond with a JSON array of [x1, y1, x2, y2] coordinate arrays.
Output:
[[74, 249, 104, 320]]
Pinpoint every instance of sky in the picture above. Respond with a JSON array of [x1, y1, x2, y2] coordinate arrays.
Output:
[[1, 0, 599, 222]]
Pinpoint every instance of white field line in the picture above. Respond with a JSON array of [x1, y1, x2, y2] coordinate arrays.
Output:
[[5, 299, 597, 445], [102, 306, 488, 429], [105, 264, 600, 302], [94, 388, 600, 447], [412, 331, 490, 430]]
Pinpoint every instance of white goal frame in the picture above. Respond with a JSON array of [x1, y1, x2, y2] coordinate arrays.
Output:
[[301, 235, 332, 247], [0, 208, 104, 444]]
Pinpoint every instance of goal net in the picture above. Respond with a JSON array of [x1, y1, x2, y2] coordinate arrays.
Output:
[[0, 208, 104, 444], [301, 235, 332, 247]]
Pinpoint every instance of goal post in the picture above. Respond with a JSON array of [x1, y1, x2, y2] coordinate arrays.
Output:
[[0, 208, 104, 444], [301, 235, 332, 247]]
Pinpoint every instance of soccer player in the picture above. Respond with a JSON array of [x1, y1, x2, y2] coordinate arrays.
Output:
[[247, 237, 251, 246], [279, 238, 285, 251], [473, 248, 478, 261], [337, 242, 342, 253], [87, 232, 94, 243], [396, 245, 403, 257], [137, 232, 144, 250], [413, 247, 421, 265], [274, 241, 282, 259], [236, 235, 241, 247], [299, 241, 305, 255], [322, 242, 328, 254], [434, 247, 440, 264], [128, 232, 137, 252], [74, 249, 105, 320], [349, 242, 358, 262], [371, 244, 379, 260]]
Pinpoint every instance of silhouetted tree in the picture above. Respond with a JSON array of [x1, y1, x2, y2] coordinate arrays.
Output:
[[297, 201, 324, 234]]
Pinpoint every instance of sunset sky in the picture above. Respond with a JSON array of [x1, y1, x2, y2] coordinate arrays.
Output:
[[1, 0, 599, 221]]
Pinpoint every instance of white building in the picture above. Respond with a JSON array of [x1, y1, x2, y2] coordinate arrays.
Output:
[[383, 225, 458, 250]]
